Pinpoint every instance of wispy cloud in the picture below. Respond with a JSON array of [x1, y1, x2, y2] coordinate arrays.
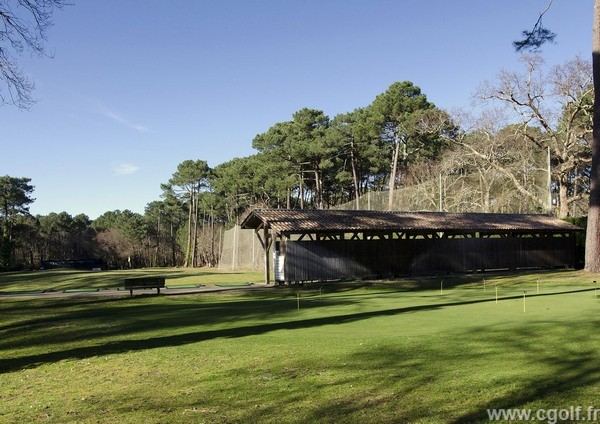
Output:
[[102, 110, 150, 133], [113, 163, 140, 176]]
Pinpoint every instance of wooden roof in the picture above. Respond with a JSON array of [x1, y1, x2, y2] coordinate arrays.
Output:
[[240, 209, 582, 234]]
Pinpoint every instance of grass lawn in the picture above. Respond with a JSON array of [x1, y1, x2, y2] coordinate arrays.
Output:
[[0, 268, 264, 293], [1, 269, 600, 422]]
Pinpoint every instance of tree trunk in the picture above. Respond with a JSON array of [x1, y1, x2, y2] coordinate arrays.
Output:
[[29, 247, 35, 270], [183, 193, 193, 267], [0, 203, 10, 270], [154, 211, 161, 267], [299, 169, 304, 209], [558, 180, 569, 218], [210, 207, 215, 266], [314, 170, 322, 209], [170, 219, 176, 267], [479, 171, 491, 213], [388, 136, 400, 210], [191, 192, 198, 267], [586, 0, 600, 272], [547, 146, 553, 214], [350, 140, 360, 210]]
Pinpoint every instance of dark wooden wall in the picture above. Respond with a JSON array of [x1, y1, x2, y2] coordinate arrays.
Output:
[[282, 236, 576, 281]]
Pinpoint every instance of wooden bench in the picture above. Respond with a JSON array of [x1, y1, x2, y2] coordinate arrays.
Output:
[[123, 277, 166, 297]]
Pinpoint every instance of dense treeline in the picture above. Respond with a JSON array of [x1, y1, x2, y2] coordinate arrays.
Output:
[[0, 55, 592, 271]]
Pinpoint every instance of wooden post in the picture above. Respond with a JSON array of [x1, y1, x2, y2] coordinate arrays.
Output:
[[264, 224, 270, 284], [299, 169, 304, 209], [252, 228, 255, 268], [231, 224, 238, 270]]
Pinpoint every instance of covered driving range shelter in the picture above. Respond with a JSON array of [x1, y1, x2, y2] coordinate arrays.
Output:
[[240, 209, 582, 284]]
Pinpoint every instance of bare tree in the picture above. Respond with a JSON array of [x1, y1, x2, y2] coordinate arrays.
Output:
[[95, 228, 134, 270], [513, 1, 600, 271], [0, 0, 68, 109], [473, 55, 592, 218]]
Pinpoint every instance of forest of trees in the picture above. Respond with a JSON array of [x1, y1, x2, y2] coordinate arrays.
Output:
[[0, 55, 593, 271]]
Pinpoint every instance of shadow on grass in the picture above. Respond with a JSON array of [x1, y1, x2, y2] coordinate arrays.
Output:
[[1, 287, 595, 375], [302, 320, 600, 423], [0, 268, 259, 291], [98, 317, 600, 423], [295, 268, 584, 296], [450, 323, 600, 423]]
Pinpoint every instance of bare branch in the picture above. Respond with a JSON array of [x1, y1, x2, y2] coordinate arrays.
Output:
[[513, 0, 556, 52], [0, 0, 69, 109]]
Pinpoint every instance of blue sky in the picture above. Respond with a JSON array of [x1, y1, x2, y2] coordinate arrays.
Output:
[[1, 0, 592, 219]]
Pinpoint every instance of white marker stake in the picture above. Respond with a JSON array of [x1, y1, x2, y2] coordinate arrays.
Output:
[[297, 292, 300, 310], [523, 291, 527, 314], [483, 279, 486, 291], [441, 280, 444, 295], [495, 285, 498, 304], [537, 279, 539, 294]]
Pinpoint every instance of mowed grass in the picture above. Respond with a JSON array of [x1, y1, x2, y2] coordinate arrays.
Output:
[[2, 269, 600, 423], [0, 268, 264, 292]]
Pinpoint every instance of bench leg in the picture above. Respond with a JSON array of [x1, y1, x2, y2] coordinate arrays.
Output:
[[129, 288, 133, 298], [157, 287, 160, 295]]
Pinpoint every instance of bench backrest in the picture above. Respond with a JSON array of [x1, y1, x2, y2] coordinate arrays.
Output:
[[124, 277, 166, 288]]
